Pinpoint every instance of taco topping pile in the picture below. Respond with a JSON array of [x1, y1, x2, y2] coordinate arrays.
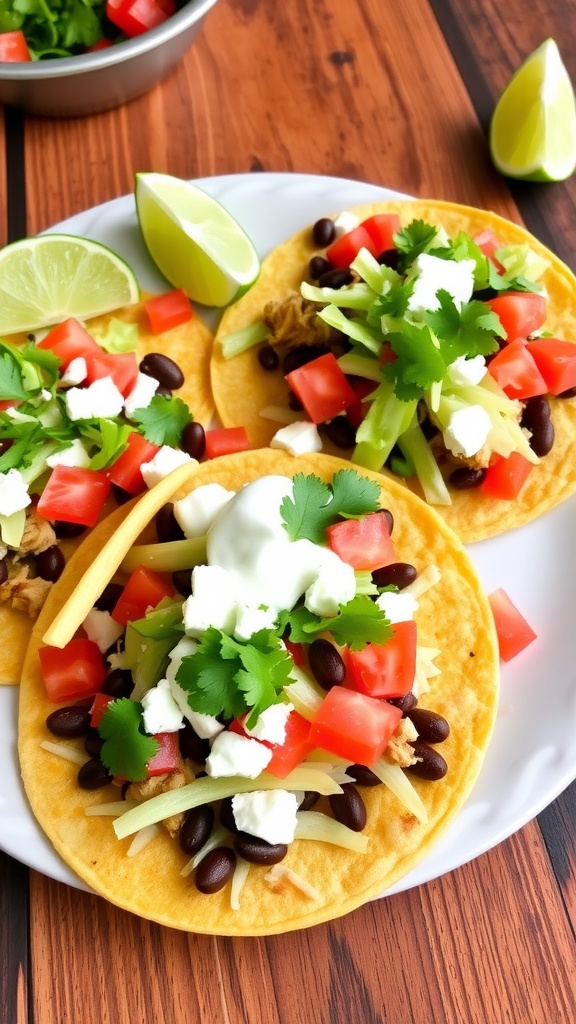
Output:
[[39, 467, 450, 903], [0, 293, 215, 622], [219, 210, 576, 508]]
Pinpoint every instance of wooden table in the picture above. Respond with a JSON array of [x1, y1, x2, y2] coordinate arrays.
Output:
[[1, 1, 576, 1021]]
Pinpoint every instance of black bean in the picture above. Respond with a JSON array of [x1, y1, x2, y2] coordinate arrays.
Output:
[[521, 395, 554, 457], [179, 721, 210, 763], [323, 416, 356, 449], [195, 847, 236, 894], [312, 217, 336, 247], [257, 345, 279, 371], [472, 287, 499, 302], [282, 344, 329, 376], [139, 352, 185, 390], [156, 385, 172, 397], [309, 255, 332, 280], [387, 692, 418, 716], [406, 741, 448, 781], [558, 385, 576, 399], [155, 502, 185, 543], [233, 833, 288, 865], [317, 268, 354, 289], [112, 485, 133, 505], [408, 707, 450, 744], [0, 558, 8, 586], [299, 791, 320, 810], [101, 668, 133, 699], [378, 249, 400, 270], [181, 421, 206, 460], [77, 758, 113, 790], [329, 784, 367, 831], [84, 729, 104, 758], [53, 520, 87, 539], [347, 764, 382, 787], [372, 561, 417, 590], [449, 467, 487, 490], [219, 796, 239, 834], [46, 704, 91, 738], [172, 569, 193, 597], [308, 638, 346, 690], [179, 805, 214, 856], [35, 544, 66, 583], [379, 508, 394, 535], [94, 582, 124, 613], [287, 390, 304, 411]]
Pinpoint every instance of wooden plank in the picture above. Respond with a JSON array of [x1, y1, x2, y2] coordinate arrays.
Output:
[[538, 780, 576, 927], [0, 853, 30, 1024], [22, 0, 517, 236], [29, 817, 576, 1024]]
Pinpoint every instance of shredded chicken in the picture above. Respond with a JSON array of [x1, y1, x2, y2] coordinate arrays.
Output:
[[127, 759, 195, 837], [263, 291, 335, 348], [17, 506, 58, 555], [385, 717, 419, 768], [0, 564, 52, 617]]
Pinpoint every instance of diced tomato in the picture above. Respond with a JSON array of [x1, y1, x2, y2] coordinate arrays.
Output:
[[37, 465, 111, 527], [525, 338, 576, 395], [0, 400, 19, 411], [84, 351, 139, 397], [204, 426, 251, 459], [144, 289, 193, 334], [147, 732, 180, 776], [107, 431, 161, 496], [39, 639, 106, 703], [488, 588, 537, 662], [480, 451, 533, 500], [325, 226, 378, 269], [286, 352, 357, 424], [111, 565, 175, 626], [326, 511, 396, 571], [105, 0, 175, 37], [346, 377, 377, 430], [86, 38, 114, 51], [486, 292, 547, 343], [344, 621, 417, 699], [360, 214, 401, 256], [265, 712, 315, 779], [472, 229, 505, 273], [487, 338, 548, 400], [90, 692, 115, 728], [37, 318, 101, 370], [309, 686, 402, 766], [0, 30, 31, 62], [284, 638, 305, 666]]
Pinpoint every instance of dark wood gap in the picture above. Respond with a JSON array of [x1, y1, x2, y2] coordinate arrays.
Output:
[[0, 851, 32, 1024], [4, 106, 27, 243]]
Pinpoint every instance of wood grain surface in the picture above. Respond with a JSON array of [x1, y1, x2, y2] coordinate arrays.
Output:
[[1, 0, 576, 1022]]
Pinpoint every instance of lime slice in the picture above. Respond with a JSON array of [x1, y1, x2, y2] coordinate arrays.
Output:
[[490, 38, 576, 182], [135, 172, 260, 307], [0, 234, 140, 335]]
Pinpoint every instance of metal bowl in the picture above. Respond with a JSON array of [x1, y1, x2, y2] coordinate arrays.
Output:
[[0, 0, 219, 117]]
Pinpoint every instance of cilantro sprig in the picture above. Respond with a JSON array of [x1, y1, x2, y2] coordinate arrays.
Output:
[[131, 395, 192, 447], [280, 469, 380, 543], [278, 594, 392, 652], [98, 698, 158, 782], [176, 627, 294, 728]]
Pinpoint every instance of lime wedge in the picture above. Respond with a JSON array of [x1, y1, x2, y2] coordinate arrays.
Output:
[[135, 172, 260, 307], [489, 38, 576, 182], [0, 234, 140, 335]]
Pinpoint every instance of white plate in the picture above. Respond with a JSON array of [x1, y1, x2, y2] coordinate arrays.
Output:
[[1, 172, 575, 897]]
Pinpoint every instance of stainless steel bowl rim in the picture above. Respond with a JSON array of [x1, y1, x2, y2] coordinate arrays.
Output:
[[0, 0, 219, 80]]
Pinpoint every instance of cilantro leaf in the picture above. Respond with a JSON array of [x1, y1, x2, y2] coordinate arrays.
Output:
[[98, 698, 158, 782], [393, 220, 438, 263], [81, 419, 132, 470], [281, 469, 380, 543], [425, 291, 503, 361], [131, 395, 192, 447], [0, 352, 28, 400], [176, 627, 292, 726], [280, 595, 392, 651], [383, 323, 447, 400]]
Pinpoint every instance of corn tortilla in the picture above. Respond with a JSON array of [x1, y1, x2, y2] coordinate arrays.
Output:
[[0, 298, 213, 685], [19, 449, 499, 935], [211, 200, 576, 542]]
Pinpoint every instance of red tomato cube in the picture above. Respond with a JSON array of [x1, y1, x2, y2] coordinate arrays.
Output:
[[488, 588, 537, 662], [480, 452, 533, 501], [487, 338, 548, 400], [90, 692, 115, 728], [204, 426, 251, 459], [325, 226, 378, 268], [147, 732, 180, 776], [360, 214, 401, 255], [37, 318, 101, 369], [525, 338, 576, 395], [144, 289, 193, 334], [326, 511, 396, 571], [486, 292, 547, 343], [345, 621, 417, 699], [285, 353, 357, 424], [84, 351, 139, 397], [111, 565, 175, 625], [107, 432, 161, 496], [39, 639, 106, 703], [308, 687, 402, 766], [37, 466, 112, 527]]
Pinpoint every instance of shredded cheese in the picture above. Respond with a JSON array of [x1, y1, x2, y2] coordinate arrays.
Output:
[[264, 864, 321, 901], [40, 740, 86, 765]]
